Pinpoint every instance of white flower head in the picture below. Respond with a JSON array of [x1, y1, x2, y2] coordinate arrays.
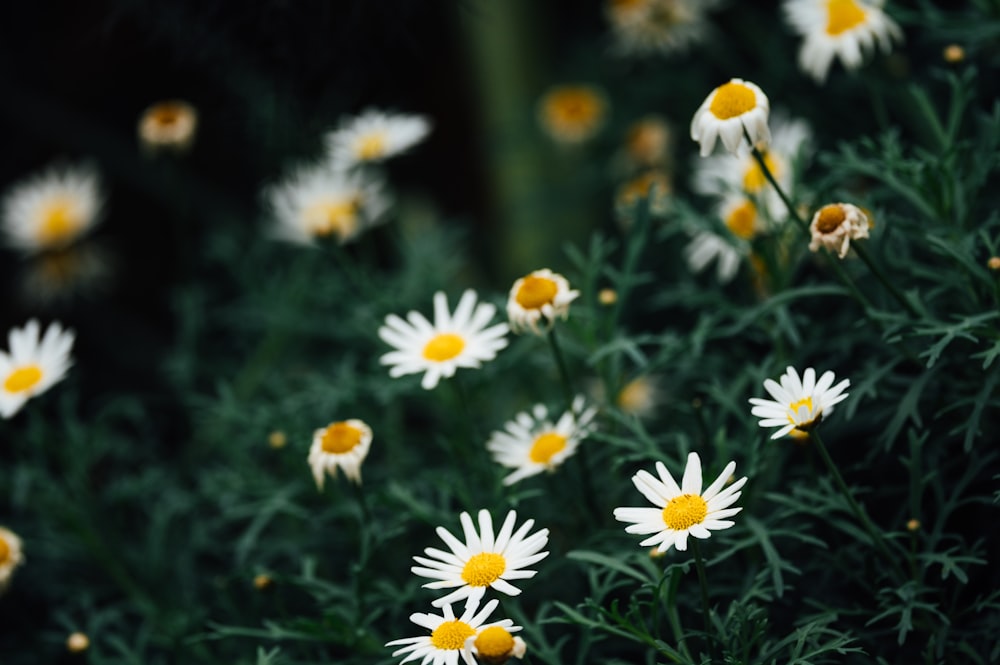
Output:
[[0, 319, 75, 419], [486, 396, 598, 486], [265, 162, 390, 246], [506, 269, 580, 335], [0, 527, 24, 589], [537, 85, 608, 144], [683, 196, 758, 284], [137, 100, 198, 154], [307, 419, 373, 489], [325, 109, 431, 169], [784, 0, 903, 83], [690, 78, 771, 157], [749, 366, 851, 438], [808, 202, 870, 258], [2, 164, 104, 254], [614, 452, 747, 553], [412, 509, 550, 608], [605, 0, 718, 58], [385, 595, 520, 665], [379, 290, 509, 390]]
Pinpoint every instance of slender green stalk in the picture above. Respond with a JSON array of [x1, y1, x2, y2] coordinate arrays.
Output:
[[851, 242, 922, 317], [547, 326, 576, 414], [691, 541, 715, 658], [661, 565, 694, 663]]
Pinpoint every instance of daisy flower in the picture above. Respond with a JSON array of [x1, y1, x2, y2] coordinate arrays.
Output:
[[0, 319, 75, 419], [615, 375, 663, 418], [307, 419, 372, 489], [325, 109, 431, 169], [386, 596, 520, 665], [137, 100, 198, 153], [808, 202, 870, 258], [690, 78, 770, 157], [614, 170, 673, 227], [605, 0, 718, 57], [466, 626, 527, 665], [749, 366, 851, 439], [1, 164, 104, 254], [264, 162, 390, 246], [378, 290, 509, 390], [486, 395, 598, 486], [506, 269, 580, 335], [537, 85, 608, 144], [621, 116, 672, 170], [614, 452, 747, 553], [411, 509, 550, 608], [0, 527, 24, 589], [683, 196, 758, 283], [783, 0, 903, 83]]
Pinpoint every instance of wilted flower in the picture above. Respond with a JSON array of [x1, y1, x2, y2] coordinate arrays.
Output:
[[307, 419, 373, 488], [506, 269, 580, 335], [808, 202, 870, 258], [137, 100, 198, 153], [605, 0, 717, 57], [690, 78, 771, 157]]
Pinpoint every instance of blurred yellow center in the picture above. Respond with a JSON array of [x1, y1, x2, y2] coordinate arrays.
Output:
[[529, 432, 567, 464], [474, 626, 515, 658], [709, 82, 756, 120], [461, 552, 506, 587], [356, 133, 388, 160], [39, 201, 81, 246], [743, 152, 779, 192], [515, 276, 558, 309], [321, 422, 363, 454], [788, 397, 814, 422], [430, 619, 476, 650], [4, 365, 43, 394], [547, 89, 602, 127], [151, 106, 181, 127], [423, 333, 465, 361], [0, 536, 9, 564], [826, 0, 866, 35], [815, 204, 846, 233], [617, 378, 654, 414], [725, 200, 757, 239], [662, 494, 707, 530], [304, 200, 359, 239]]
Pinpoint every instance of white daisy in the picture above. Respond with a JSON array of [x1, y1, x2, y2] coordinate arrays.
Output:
[[0, 527, 24, 589], [385, 596, 520, 665], [137, 100, 198, 154], [264, 162, 390, 246], [506, 269, 580, 335], [808, 202, 870, 258], [537, 85, 608, 144], [307, 419, 373, 489], [378, 290, 509, 390], [749, 366, 851, 439], [0, 319, 75, 419], [605, 0, 718, 57], [690, 78, 771, 157], [411, 509, 550, 608], [683, 196, 758, 283], [325, 109, 431, 169], [486, 396, 598, 486], [614, 452, 747, 553], [465, 626, 527, 665], [1, 164, 104, 254], [783, 0, 903, 83]]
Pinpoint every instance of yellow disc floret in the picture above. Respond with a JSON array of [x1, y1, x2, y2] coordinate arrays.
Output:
[[787, 396, 815, 424], [742, 152, 779, 192], [4, 365, 43, 394], [528, 432, 568, 464], [356, 133, 388, 161], [709, 82, 756, 120], [0, 536, 9, 565], [515, 276, 558, 310], [423, 333, 466, 362], [461, 552, 507, 587], [661, 494, 708, 530], [826, 0, 867, 36], [430, 619, 477, 650], [474, 626, 516, 659], [725, 200, 757, 240], [304, 199, 360, 240], [321, 422, 363, 454], [815, 204, 846, 233], [38, 200, 82, 247]]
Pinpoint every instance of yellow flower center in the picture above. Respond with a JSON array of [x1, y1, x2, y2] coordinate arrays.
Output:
[[430, 619, 477, 651], [151, 105, 181, 127], [826, 0, 867, 36], [725, 200, 757, 239], [4, 365, 43, 394], [617, 377, 654, 414], [474, 626, 515, 659], [0, 536, 9, 565], [709, 82, 756, 120], [815, 204, 846, 233], [356, 133, 388, 161], [515, 276, 558, 310], [661, 493, 708, 530], [461, 552, 507, 587], [304, 199, 360, 239], [528, 432, 567, 464], [788, 396, 815, 423], [546, 89, 603, 128], [422, 333, 465, 362], [38, 200, 82, 247], [321, 422, 363, 454], [742, 152, 779, 192]]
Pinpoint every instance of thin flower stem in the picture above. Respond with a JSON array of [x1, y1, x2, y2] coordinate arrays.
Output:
[[547, 326, 576, 414], [691, 541, 715, 658], [851, 242, 922, 317]]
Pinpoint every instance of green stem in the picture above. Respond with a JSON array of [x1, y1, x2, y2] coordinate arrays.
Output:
[[662, 565, 694, 663], [547, 326, 576, 414], [851, 242, 922, 317], [691, 541, 714, 657]]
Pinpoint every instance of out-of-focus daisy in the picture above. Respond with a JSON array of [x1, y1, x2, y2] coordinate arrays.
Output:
[[616, 375, 663, 418], [690, 79, 770, 157], [466, 626, 527, 665], [486, 396, 598, 486], [137, 100, 198, 153], [0, 527, 24, 589], [19, 242, 110, 306], [307, 419, 372, 489], [506, 269, 580, 335], [0, 320, 74, 419], [265, 162, 390, 246], [683, 196, 758, 283], [615, 170, 672, 226], [808, 202, 870, 258], [325, 109, 431, 169], [1, 164, 104, 254], [749, 366, 850, 439], [385, 596, 520, 665], [537, 85, 608, 144], [412, 509, 549, 607], [783, 0, 903, 83], [378, 290, 509, 390], [605, 0, 717, 57], [621, 116, 672, 170], [614, 452, 747, 553]]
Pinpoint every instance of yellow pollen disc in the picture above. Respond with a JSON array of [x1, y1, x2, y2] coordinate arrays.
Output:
[[826, 0, 867, 35], [548, 90, 602, 127], [304, 200, 359, 239], [430, 619, 477, 651], [661, 493, 708, 530], [787, 396, 814, 424], [474, 626, 515, 659], [422, 333, 465, 362], [152, 107, 180, 126], [356, 133, 388, 161], [321, 422, 363, 454], [4, 365, 43, 394], [0, 536, 9, 564], [529, 432, 568, 464], [515, 276, 558, 310], [743, 152, 779, 192], [725, 200, 757, 240], [461, 552, 507, 587], [38, 200, 82, 247], [708, 82, 756, 120], [815, 204, 846, 233], [617, 378, 653, 414]]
